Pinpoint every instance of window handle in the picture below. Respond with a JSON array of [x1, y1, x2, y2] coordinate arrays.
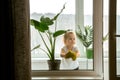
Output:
[[115, 35, 120, 37]]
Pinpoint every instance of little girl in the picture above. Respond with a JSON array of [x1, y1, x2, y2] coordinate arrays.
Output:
[[60, 31, 80, 70]]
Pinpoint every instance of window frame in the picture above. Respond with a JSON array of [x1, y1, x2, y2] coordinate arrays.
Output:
[[109, 0, 120, 79], [31, 0, 103, 78]]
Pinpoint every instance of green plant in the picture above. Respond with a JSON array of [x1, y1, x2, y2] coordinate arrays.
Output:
[[76, 25, 93, 59], [76, 25, 109, 48], [30, 4, 67, 61], [76, 25, 93, 48], [76, 25, 108, 59]]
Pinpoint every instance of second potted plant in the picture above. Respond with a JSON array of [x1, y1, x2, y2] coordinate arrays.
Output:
[[76, 25, 93, 59], [76, 25, 109, 59]]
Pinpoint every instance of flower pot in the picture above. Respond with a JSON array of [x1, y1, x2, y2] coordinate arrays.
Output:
[[47, 60, 61, 70], [86, 48, 93, 59]]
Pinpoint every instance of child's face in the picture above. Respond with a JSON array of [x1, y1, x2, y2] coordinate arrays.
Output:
[[64, 33, 75, 47]]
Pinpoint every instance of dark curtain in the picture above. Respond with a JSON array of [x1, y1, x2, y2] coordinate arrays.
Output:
[[0, 0, 14, 80], [0, 0, 31, 80]]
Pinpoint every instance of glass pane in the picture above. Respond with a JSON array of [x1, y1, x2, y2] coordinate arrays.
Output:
[[30, 0, 76, 70], [30, 0, 93, 70], [116, 0, 120, 76], [103, 0, 109, 79], [103, 0, 109, 57], [116, 38, 120, 75], [84, 0, 93, 70], [117, 0, 120, 35]]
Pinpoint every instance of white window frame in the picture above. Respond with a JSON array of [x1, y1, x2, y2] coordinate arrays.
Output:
[[32, 0, 103, 79]]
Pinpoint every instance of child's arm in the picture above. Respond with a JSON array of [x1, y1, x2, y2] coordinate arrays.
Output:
[[75, 50, 80, 57], [74, 47, 80, 57], [60, 48, 66, 57]]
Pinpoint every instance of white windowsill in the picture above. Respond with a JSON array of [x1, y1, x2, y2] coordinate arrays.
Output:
[[32, 76, 103, 80], [31, 57, 92, 62]]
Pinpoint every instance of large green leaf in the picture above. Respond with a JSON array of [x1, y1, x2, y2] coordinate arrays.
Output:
[[30, 19, 40, 27], [40, 16, 54, 25], [31, 44, 40, 51], [30, 19, 49, 32], [53, 30, 67, 37], [39, 22, 49, 31]]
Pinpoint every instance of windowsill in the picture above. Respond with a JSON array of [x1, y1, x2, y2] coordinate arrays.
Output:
[[31, 57, 92, 62], [31, 57, 120, 71], [31, 58, 93, 70], [32, 76, 103, 80]]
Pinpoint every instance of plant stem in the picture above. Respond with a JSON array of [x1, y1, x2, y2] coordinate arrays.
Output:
[[38, 31, 52, 58], [45, 31, 52, 49], [38, 47, 51, 59]]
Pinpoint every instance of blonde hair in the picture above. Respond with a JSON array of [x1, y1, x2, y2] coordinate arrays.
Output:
[[63, 31, 76, 43]]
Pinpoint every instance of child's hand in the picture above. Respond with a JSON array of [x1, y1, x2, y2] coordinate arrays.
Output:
[[65, 50, 77, 61]]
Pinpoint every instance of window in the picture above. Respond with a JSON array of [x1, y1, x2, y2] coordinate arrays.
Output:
[[117, 0, 120, 76], [31, 0, 94, 70], [30, 0, 103, 78]]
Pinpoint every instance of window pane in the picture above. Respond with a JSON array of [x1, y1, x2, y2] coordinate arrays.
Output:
[[84, 0, 93, 70], [103, 0, 109, 80], [30, 0, 94, 70], [117, 0, 120, 35], [103, 0, 109, 57], [116, 38, 120, 76], [116, 0, 120, 76], [30, 0, 77, 70]]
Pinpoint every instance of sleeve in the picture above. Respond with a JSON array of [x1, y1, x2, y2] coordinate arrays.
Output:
[[62, 46, 67, 53]]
